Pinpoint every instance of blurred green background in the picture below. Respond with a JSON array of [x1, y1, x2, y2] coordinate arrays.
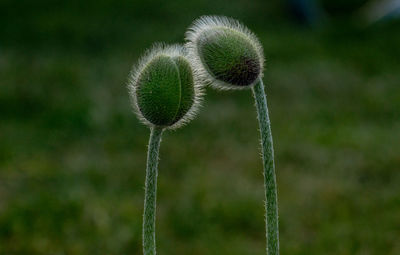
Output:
[[1, 0, 399, 254]]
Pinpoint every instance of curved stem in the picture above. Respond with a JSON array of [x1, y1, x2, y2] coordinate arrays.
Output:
[[252, 79, 279, 255], [143, 127, 163, 255]]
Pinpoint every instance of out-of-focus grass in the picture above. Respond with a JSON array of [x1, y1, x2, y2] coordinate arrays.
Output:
[[1, 0, 400, 254]]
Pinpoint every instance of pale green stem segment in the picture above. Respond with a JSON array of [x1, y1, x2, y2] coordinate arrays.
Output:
[[143, 126, 163, 255], [252, 79, 279, 255]]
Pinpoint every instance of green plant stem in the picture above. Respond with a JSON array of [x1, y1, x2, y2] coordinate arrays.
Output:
[[252, 79, 279, 255], [143, 126, 163, 255]]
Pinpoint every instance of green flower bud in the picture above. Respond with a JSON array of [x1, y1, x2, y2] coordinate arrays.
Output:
[[128, 44, 202, 129], [185, 16, 264, 89]]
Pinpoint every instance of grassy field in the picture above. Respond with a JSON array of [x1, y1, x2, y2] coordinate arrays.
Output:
[[1, 0, 400, 254]]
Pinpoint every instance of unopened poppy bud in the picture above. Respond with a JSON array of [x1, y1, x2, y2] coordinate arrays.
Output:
[[186, 16, 264, 89], [128, 44, 202, 129]]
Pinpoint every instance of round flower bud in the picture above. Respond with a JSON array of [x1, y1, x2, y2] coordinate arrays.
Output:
[[185, 16, 264, 90], [128, 44, 202, 129]]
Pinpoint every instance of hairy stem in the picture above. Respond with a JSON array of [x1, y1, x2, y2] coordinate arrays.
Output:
[[252, 79, 279, 255], [143, 127, 163, 255]]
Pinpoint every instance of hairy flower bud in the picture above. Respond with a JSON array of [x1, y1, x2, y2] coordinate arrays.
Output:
[[128, 44, 202, 129], [185, 16, 264, 89]]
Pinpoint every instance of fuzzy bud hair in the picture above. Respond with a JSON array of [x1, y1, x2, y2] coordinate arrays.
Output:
[[128, 43, 203, 130], [185, 15, 264, 90]]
